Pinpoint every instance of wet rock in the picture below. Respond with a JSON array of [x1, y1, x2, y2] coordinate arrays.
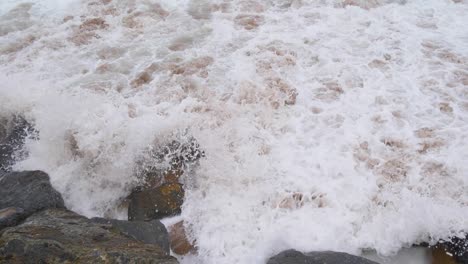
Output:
[[140, 166, 184, 191], [0, 122, 5, 141], [169, 221, 196, 255], [0, 116, 36, 172], [267, 250, 379, 264], [166, 139, 202, 166], [0, 209, 178, 263], [154, 138, 204, 169], [433, 234, 468, 264], [91, 218, 170, 254], [0, 207, 24, 231], [0, 171, 65, 230], [128, 183, 184, 221], [137, 138, 204, 189], [431, 246, 458, 264]]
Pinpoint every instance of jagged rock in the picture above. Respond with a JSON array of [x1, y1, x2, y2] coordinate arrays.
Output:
[[0, 116, 36, 172], [91, 218, 170, 254], [0, 209, 178, 263], [169, 221, 196, 255], [267, 250, 379, 264], [0, 171, 65, 230], [128, 183, 184, 221]]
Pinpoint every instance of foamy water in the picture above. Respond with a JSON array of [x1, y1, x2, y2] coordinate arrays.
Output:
[[1, 0, 467, 263]]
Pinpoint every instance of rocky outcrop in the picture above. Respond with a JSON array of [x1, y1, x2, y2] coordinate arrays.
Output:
[[169, 221, 196, 255], [0, 209, 178, 264], [127, 139, 203, 222], [128, 183, 184, 221], [91, 218, 170, 254], [267, 249, 379, 264], [124, 138, 205, 256], [0, 116, 35, 172], [0, 170, 65, 230]]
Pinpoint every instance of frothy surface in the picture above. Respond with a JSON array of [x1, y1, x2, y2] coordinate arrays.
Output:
[[1, 0, 467, 263]]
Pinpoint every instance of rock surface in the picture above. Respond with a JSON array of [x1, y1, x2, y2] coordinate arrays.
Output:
[[0, 209, 178, 264], [0, 116, 35, 172], [92, 217, 170, 254], [128, 138, 202, 223], [267, 249, 379, 264], [169, 221, 196, 255], [0, 208, 24, 231], [128, 183, 184, 221], [431, 246, 458, 264], [0, 170, 65, 230], [434, 235, 468, 264], [137, 138, 204, 189]]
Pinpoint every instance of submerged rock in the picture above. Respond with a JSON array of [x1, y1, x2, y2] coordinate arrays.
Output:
[[0, 171, 65, 230], [267, 250, 379, 264], [0, 116, 36, 172], [431, 246, 458, 264], [137, 138, 204, 189], [128, 183, 184, 221], [169, 221, 196, 255], [91, 218, 170, 254], [433, 235, 468, 264], [0, 209, 178, 263]]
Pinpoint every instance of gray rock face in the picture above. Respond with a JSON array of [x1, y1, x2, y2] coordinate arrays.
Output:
[[0, 209, 179, 264], [91, 218, 170, 254], [267, 250, 379, 264], [0, 170, 65, 230], [0, 116, 36, 172]]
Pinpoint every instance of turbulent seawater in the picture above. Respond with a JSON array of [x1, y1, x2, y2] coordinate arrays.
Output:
[[1, 0, 467, 263]]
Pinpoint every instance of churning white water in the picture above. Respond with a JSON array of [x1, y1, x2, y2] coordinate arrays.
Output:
[[1, 0, 467, 263]]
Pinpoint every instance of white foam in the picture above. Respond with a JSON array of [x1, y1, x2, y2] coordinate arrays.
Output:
[[1, 0, 467, 263]]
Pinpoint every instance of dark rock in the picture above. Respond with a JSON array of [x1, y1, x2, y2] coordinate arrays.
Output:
[[267, 249, 379, 264], [169, 221, 196, 255], [136, 137, 204, 189], [0, 116, 36, 172], [128, 183, 184, 221], [0, 207, 24, 231], [0, 171, 65, 230], [91, 218, 170, 254], [157, 138, 204, 166], [139, 166, 184, 191], [0, 209, 178, 263], [433, 234, 468, 264], [127, 138, 202, 223], [143, 138, 204, 172]]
